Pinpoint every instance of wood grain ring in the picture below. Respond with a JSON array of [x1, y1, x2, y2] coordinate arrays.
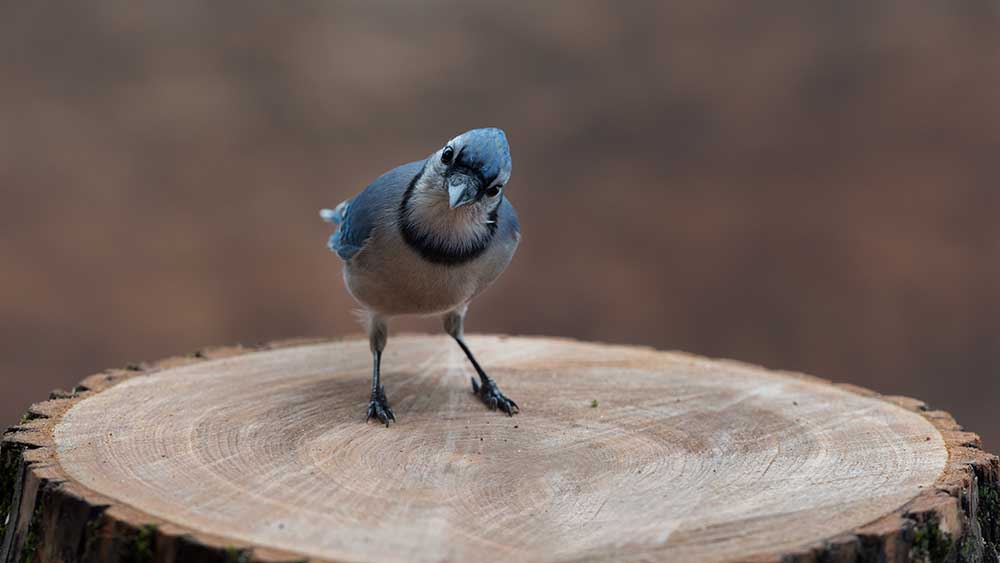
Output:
[[2, 335, 997, 562]]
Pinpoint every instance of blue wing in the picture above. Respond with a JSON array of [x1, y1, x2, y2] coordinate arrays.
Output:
[[324, 160, 424, 261], [496, 197, 520, 242]]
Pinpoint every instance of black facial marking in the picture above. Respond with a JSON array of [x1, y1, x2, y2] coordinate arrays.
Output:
[[398, 168, 499, 266], [455, 149, 497, 187], [448, 164, 488, 197]]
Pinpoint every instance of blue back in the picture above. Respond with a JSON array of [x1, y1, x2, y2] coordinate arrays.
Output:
[[329, 160, 424, 260]]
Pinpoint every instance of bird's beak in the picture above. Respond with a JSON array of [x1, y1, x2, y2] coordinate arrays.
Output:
[[448, 175, 480, 209]]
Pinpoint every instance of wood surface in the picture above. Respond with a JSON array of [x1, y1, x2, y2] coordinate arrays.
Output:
[[1, 335, 997, 563]]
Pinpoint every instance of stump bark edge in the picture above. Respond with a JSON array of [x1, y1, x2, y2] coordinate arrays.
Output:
[[1, 335, 998, 563]]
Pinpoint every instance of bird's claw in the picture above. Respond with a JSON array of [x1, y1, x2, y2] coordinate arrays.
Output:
[[471, 377, 519, 416], [366, 384, 395, 426]]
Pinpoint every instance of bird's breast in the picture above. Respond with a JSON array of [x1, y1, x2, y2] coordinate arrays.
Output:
[[341, 224, 516, 317]]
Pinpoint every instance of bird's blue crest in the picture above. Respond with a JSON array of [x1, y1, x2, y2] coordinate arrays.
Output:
[[454, 128, 512, 185]]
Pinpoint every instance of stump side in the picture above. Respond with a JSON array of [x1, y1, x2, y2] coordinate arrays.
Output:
[[1, 335, 998, 563]]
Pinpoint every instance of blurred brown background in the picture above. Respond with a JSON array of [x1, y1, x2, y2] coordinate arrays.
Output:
[[1, 2, 997, 447]]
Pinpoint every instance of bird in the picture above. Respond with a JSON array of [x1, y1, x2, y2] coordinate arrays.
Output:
[[320, 127, 520, 426]]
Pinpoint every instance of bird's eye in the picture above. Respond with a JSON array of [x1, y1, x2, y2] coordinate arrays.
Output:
[[485, 185, 502, 197], [441, 146, 454, 165]]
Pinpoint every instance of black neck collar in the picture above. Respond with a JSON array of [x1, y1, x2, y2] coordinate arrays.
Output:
[[398, 169, 499, 266]]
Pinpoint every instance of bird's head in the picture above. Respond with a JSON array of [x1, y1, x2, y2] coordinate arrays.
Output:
[[422, 128, 512, 212]]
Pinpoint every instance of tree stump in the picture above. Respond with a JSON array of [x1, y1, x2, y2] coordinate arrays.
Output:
[[2, 335, 998, 563]]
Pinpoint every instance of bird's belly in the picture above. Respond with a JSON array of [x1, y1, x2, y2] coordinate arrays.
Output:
[[343, 240, 495, 317]]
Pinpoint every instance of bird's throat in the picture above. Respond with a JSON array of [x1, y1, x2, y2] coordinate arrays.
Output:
[[398, 171, 498, 265]]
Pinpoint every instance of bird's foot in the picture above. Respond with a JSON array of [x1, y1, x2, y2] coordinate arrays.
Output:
[[471, 377, 519, 416], [366, 385, 395, 426]]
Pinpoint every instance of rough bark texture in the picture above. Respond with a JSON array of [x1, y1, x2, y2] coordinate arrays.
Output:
[[1, 335, 997, 563]]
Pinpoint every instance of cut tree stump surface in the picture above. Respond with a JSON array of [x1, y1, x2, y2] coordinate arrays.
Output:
[[2, 335, 998, 563]]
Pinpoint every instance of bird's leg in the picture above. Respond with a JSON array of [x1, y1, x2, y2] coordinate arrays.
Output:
[[366, 315, 394, 425], [444, 309, 519, 416]]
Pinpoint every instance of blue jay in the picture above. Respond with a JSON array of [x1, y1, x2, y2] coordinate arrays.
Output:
[[320, 128, 520, 425]]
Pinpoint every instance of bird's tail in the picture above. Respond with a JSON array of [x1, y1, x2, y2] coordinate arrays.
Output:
[[319, 200, 349, 225]]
